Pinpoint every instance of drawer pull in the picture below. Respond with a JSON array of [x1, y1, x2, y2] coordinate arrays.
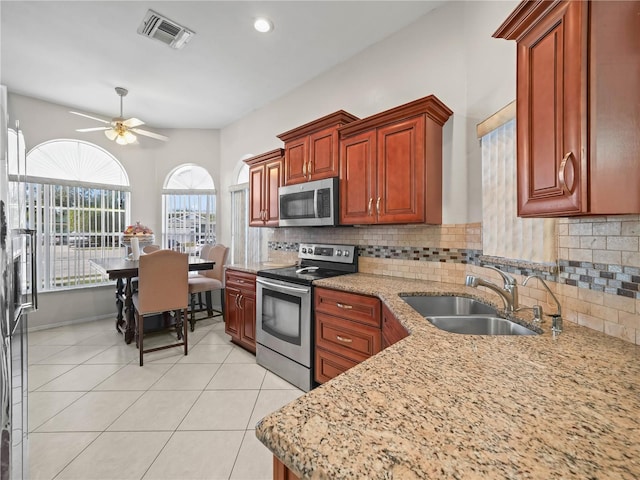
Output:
[[336, 335, 353, 344], [336, 302, 352, 310]]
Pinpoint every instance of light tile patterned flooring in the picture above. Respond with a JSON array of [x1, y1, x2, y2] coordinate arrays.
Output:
[[28, 315, 304, 480]]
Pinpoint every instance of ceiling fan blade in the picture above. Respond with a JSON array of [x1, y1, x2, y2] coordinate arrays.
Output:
[[76, 127, 110, 132], [130, 128, 169, 141], [69, 111, 111, 124], [123, 117, 145, 128]]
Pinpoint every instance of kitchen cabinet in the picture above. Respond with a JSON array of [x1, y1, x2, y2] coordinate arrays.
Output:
[[245, 149, 284, 227], [494, 0, 640, 216], [339, 95, 453, 225], [381, 303, 408, 349], [314, 287, 381, 384], [224, 269, 256, 353], [273, 457, 298, 480], [277, 111, 359, 186]]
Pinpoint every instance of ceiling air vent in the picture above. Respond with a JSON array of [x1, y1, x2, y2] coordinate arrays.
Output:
[[137, 9, 195, 50]]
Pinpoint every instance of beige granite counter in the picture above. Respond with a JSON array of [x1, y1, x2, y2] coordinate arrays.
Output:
[[255, 273, 640, 479], [225, 261, 296, 275]]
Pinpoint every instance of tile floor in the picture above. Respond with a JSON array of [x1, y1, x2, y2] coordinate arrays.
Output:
[[28, 315, 304, 480]]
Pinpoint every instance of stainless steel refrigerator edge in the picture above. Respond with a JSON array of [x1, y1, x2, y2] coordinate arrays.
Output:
[[0, 85, 34, 480]]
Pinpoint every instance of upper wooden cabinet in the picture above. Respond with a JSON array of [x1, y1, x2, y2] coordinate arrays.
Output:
[[494, 0, 640, 217], [244, 149, 284, 227], [277, 111, 359, 186], [339, 95, 453, 225]]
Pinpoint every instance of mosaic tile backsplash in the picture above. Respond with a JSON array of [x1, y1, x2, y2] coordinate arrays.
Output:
[[262, 216, 640, 344]]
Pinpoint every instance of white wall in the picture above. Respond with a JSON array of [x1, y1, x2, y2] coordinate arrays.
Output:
[[7, 93, 220, 328], [218, 0, 518, 246]]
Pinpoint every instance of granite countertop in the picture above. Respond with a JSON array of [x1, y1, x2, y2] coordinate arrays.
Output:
[[225, 261, 296, 274], [255, 273, 640, 479]]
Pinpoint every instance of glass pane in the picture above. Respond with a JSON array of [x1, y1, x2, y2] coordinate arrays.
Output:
[[261, 290, 301, 345]]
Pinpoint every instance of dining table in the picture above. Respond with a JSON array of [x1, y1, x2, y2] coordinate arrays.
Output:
[[90, 256, 215, 344]]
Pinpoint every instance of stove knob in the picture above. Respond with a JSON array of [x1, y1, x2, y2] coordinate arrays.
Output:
[[343, 250, 350, 257], [336, 250, 342, 256], [301, 247, 307, 254]]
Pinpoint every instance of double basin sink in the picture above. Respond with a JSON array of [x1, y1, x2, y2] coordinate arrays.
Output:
[[400, 295, 537, 336]]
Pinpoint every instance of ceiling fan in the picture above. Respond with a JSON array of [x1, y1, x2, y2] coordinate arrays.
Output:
[[70, 87, 169, 145]]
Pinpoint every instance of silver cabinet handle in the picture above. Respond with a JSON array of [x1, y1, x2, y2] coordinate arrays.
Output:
[[376, 197, 381, 215], [302, 161, 307, 177], [307, 160, 312, 180], [367, 198, 373, 216], [336, 302, 352, 310], [336, 335, 353, 344], [559, 152, 575, 195]]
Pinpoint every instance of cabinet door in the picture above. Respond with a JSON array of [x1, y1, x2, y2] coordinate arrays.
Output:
[[239, 292, 256, 353], [339, 130, 377, 225], [377, 116, 425, 223], [309, 126, 339, 181], [517, 1, 586, 216], [248, 165, 265, 226], [264, 159, 283, 227], [224, 286, 241, 338], [381, 304, 408, 349], [284, 137, 309, 185]]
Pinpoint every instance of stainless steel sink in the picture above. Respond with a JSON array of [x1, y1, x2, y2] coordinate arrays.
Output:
[[400, 295, 498, 316], [400, 295, 538, 336], [427, 315, 538, 335]]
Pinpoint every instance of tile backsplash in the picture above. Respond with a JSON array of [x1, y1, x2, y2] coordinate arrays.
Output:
[[262, 215, 640, 345]]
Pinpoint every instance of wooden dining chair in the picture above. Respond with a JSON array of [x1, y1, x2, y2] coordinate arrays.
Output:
[[132, 249, 189, 366], [187, 244, 229, 331]]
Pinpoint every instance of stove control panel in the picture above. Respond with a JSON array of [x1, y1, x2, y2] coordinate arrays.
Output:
[[298, 243, 356, 264]]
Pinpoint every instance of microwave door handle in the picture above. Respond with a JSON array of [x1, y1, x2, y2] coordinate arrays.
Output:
[[256, 278, 310, 294], [313, 189, 319, 219]]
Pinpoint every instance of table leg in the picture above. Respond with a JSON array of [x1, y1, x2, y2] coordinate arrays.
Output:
[[124, 277, 135, 344], [115, 278, 124, 333]]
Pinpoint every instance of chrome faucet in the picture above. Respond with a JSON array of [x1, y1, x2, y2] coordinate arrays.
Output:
[[522, 274, 563, 333], [465, 265, 518, 313]]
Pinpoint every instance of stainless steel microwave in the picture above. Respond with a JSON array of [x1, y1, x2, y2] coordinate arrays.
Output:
[[278, 177, 339, 227]]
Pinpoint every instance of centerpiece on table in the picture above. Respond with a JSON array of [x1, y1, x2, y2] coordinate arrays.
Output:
[[121, 222, 155, 250]]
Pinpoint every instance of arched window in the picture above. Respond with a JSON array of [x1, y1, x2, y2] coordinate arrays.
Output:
[[12, 138, 130, 290], [162, 164, 216, 255]]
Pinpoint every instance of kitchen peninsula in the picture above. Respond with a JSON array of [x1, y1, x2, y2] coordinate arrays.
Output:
[[256, 274, 640, 479]]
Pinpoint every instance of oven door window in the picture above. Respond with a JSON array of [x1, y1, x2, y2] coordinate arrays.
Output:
[[261, 289, 302, 345]]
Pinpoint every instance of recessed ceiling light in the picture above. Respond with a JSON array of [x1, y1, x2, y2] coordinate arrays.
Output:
[[254, 17, 273, 33]]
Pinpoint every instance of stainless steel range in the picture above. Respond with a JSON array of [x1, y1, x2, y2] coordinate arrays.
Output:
[[256, 243, 358, 391]]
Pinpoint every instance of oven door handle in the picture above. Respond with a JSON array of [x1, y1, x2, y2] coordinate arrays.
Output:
[[256, 278, 310, 294]]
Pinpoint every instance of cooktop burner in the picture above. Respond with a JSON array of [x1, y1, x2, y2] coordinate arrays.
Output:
[[257, 243, 358, 286]]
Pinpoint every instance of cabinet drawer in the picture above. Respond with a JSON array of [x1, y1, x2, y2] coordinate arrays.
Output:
[[225, 270, 256, 290], [314, 288, 380, 327], [314, 347, 359, 384], [316, 312, 381, 362]]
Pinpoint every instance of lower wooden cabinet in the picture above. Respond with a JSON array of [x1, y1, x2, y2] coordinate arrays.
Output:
[[224, 269, 257, 353], [314, 287, 381, 384], [382, 303, 409, 349], [273, 457, 299, 480]]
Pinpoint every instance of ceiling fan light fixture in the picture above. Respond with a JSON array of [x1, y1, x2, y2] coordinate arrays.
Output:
[[104, 129, 117, 141], [123, 131, 137, 144]]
